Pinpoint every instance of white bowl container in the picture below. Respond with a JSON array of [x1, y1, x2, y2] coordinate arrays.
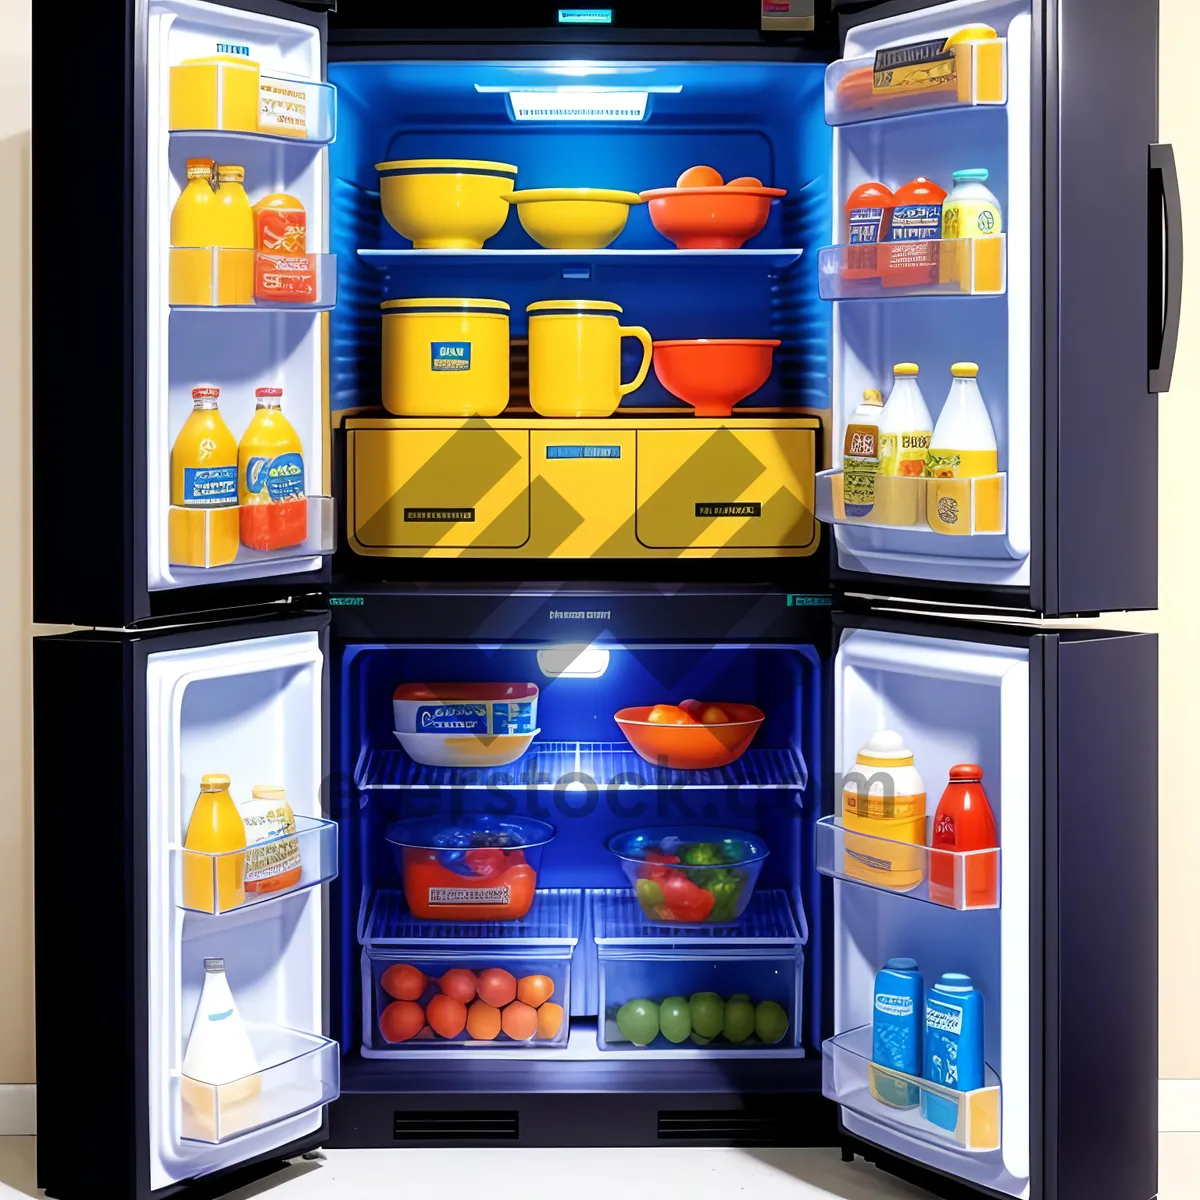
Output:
[[392, 682, 539, 737]]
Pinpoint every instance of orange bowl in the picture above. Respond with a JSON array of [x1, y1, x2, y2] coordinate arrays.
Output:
[[652, 339, 781, 417], [614, 704, 766, 770], [639, 185, 786, 249]]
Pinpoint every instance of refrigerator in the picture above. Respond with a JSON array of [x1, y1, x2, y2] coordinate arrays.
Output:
[[31, 2, 1167, 1199]]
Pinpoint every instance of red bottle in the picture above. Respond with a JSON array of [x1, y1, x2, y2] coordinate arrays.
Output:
[[929, 763, 998, 908], [882, 176, 947, 289], [844, 181, 894, 280]]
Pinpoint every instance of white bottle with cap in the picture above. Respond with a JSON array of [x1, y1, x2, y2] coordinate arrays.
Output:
[[842, 388, 884, 518], [878, 364, 933, 478], [927, 363, 999, 479]]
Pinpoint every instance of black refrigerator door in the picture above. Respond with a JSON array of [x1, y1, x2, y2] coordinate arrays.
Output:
[[34, 611, 338, 1200], [33, 0, 335, 629], [819, 0, 1166, 617], [819, 612, 1156, 1200]]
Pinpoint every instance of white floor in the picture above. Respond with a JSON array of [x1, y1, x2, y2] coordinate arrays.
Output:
[[0, 1138, 1195, 1199]]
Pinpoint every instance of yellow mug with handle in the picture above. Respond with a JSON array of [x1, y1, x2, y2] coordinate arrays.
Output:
[[526, 300, 653, 417]]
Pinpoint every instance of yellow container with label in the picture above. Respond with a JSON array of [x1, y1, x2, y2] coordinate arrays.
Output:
[[526, 300, 653, 418], [169, 54, 261, 133], [381, 298, 510, 417]]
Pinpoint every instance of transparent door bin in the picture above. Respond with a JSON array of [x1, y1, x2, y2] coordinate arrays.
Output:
[[168, 249, 338, 310], [169, 67, 337, 144], [179, 1024, 338, 1145], [823, 1025, 1000, 1153], [814, 815, 1000, 911], [173, 814, 338, 915], [817, 236, 1006, 299], [362, 948, 572, 1054], [596, 947, 803, 1054], [168, 496, 336, 570], [825, 39, 1007, 126], [815, 470, 1006, 537]]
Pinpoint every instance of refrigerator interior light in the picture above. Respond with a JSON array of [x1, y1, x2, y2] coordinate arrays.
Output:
[[507, 89, 652, 122], [536, 644, 612, 678]]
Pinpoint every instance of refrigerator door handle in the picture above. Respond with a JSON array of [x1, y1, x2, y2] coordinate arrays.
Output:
[[1149, 142, 1183, 394]]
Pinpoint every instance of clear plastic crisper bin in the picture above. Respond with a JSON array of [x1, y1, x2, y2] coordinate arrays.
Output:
[[815, 470, 1006, 537], [814, 815, 1000, 910], [169, 249, 337, 310], [168, 496, 336, 570], [823, 1025, 1001, 1153], [173, 814, 338, 915], [824, 37, 1007, 126], [362, 948, 572, 1053], [179, 1024, 339, 1144], [597, 948, 802, 1053], [817, 236, 1006, 299], [169, 62, 337, 144]]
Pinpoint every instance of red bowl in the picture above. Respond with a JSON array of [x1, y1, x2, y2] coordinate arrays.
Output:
[[614, 704, 766, 770], [639, 185, 787, 249], [652, 339, 781, 417]]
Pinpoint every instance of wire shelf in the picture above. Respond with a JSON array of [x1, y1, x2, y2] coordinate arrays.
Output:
[[591, 887, 800, 946]]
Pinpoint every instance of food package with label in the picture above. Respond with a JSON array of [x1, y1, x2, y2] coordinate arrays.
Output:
[[255, 252, 318, 303], [258, 76, 309, 138]]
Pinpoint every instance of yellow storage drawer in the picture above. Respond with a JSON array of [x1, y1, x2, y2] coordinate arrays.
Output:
[[347, 424, 530, 553], [635, 426, 817, 552]]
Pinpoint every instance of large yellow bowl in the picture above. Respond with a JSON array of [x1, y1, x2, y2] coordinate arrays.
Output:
[[376, 159, 518, 249], [506, 188, 644, 249]]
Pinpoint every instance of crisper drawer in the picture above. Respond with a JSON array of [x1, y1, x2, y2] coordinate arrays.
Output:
[[362, 947, 571, 1054], [344, 417, 819, 559]]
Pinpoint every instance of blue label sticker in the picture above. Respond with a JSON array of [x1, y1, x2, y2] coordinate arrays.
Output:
[[183, 465, 237, 506], [546, 445, 621, 459], [246, 452, 305, 502], [492, 700, 536, 734], [431, 342, 471, 371], [417, 703, 488, 733]]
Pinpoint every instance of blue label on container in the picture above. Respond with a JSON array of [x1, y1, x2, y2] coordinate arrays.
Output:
[[246, 452, 305, 501], [545, 445, 621, 459], [417, 703, 488, 732], [890, 203, 942, 241], [848, 206, 888, 245], [492, 700, 535, 734], [183, 465, 237, 506], [431, 342, 471, 371]]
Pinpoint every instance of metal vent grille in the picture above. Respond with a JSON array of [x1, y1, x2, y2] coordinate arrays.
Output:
[[394, 1110, 519, 1142], [657, 1109, 782, 1143]]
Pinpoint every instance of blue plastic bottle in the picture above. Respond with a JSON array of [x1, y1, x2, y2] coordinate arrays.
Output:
[[871, 957, 923, 1109], [922, 973, 985, 1132]]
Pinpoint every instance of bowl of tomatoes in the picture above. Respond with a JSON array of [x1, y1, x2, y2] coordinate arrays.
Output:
[[614, 700, 765, 771], [608, 826, 770, 924]]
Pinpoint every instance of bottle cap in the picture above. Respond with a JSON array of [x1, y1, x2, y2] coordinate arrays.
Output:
[[203, 958, 226, 973], [893, 363, 919, 377], [192, 385, 220, 402], [255, 387, 284, 399], [936, 973, 974, 992], [186, 158, 215, 178], [950, 763, 983, 780], [951, 362, 980, 378], [885, 957, 919, 971], [217, 164, 245, 182], [952, 168, 991, 182], [200, 773, 230, 789], [251, 785, 288, 800], [862, 388, 884, 407], [856, 729, 913, 763]]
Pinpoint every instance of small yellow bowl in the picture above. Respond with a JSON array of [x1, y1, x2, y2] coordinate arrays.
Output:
[[506, 188, 644, 250], [376, 159, 518, 249]]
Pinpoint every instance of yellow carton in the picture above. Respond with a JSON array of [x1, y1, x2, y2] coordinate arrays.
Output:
[[170, 54, 261, 134]]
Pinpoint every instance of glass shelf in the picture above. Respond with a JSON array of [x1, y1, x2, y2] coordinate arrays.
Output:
[[354, 741, 808, 792], [169, 72, 337, 144], [169, 249, 337, 310], [814, 816, 1000, 910], [360, 887, 583, 949], [173, 814, 338, 916], [179, 1024, 338, 1144], [815, 470, 1007, 537], [591, 888, 800, 946], [167, 496, 336, 570], [823, 1024, 1001, 1153], [825, 39, 1007, 126], [817, 236, 1006, 299]]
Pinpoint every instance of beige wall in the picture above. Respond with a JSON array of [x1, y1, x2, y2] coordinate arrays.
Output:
[[0, 0, 1195, 1085]]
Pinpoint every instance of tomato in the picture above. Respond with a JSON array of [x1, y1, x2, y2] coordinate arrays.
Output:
[[638, 850, 681, 882], [659, 870, 716, 920]]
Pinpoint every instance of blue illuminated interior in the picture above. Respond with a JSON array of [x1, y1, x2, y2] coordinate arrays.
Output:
[[328, 60, 833, 411], [332, 641, 826, 1061]]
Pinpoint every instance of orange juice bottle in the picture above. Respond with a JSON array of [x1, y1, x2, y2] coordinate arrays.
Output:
[[172, 386, 239, 509], [213, 164, 255, 305], [183, 774, 247, 913], [170, 158, 220, 306], [238, 387, 308, 551]]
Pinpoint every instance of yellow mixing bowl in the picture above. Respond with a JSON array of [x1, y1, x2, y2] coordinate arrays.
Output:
[[376, 159, 518, 249], [507, 188, 644, 249], [381, 298, 511, 417]]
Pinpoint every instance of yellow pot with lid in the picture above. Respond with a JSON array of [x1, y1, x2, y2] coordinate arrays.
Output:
[[381, 298, 511, 417], [376, 159, 518, 249]]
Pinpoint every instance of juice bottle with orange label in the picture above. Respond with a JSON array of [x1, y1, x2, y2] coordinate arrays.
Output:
[[183, 774, 247, 913], [238, 387, 308, 551]]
